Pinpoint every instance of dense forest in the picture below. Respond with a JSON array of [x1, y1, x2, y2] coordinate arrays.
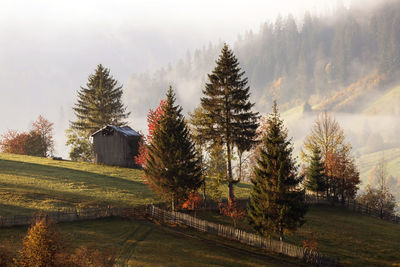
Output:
[[125, 1, 400, 116]]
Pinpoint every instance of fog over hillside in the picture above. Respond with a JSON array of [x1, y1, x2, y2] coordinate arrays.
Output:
[[1, 1, 400, 202], [1, 0, 358, 158]]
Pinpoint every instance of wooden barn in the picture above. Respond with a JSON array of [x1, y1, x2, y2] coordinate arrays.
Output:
[[92, 125, 141, 168]]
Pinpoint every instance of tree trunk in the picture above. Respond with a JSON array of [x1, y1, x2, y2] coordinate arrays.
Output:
[[279, 230, 284, 253], [171, 198, 175, 212], [226, 143, 234, 203], [238, 150, 243, 182], [203, 177, 207, 208], [325, 176, 329, 199]]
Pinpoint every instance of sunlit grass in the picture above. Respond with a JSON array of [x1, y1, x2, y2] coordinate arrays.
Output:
[[195, 204, 400, 266], [0, 153, 253, 216], [0, 153, 157, 215]]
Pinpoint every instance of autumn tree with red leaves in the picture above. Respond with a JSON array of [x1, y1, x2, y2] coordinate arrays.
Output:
[[324, 150, 360, 203], [134, 100, 166, 167], [0, 116, 54, 157], [0, 130, 30, 155], [32, 115, 54, 157]]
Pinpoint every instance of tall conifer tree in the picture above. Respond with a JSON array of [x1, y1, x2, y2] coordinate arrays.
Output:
[[305, 147, 325, 196], [247, 101, 307, 242], [200, 44, 259, 202], [67, 64, 130, 161], [71, 64, 130, 132], [144, 87, 202, 211]]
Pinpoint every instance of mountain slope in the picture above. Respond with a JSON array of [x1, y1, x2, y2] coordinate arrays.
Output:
[[363, 84, 400, 116]]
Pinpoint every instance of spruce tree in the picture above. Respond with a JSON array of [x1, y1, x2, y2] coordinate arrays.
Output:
[[67, 64, 130, 161], [305, 147, 325, 196], [71, 64, 130, 132], [200, 44, 259, 202], [247, 101, 307, 242], [144, 87, 202, 211]]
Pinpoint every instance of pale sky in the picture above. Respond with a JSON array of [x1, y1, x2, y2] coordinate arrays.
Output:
[[0, 0, 371, 158]]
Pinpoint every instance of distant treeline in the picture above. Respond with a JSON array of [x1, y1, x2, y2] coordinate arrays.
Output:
[[126, 1, 400, 114]]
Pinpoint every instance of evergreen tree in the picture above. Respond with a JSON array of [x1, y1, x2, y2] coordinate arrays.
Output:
[[67, 64, 130, 161], [72, 64, 130, 132], [305, 147, 325, 196], [200, 44, 259, 202], [144, 87, 202, 211], [247, 101, 307, 242]]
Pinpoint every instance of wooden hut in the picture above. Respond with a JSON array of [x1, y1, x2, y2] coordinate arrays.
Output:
[[92, 125, 141, 168]]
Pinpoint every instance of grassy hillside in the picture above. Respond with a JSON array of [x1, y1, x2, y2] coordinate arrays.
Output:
[[196, 204, 400, 266], [0, 153, 156, 215], [0, 153, 254, 216], [357, 147, 400, 182], [363, 85, 400, 116], [0, 218, 298, 267], [0, 153, 399, 266]]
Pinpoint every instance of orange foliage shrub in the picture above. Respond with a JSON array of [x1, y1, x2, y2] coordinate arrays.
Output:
[[182, 192, 201, 211], [14, 216, 63, 267], [218, 198, 246, 227]]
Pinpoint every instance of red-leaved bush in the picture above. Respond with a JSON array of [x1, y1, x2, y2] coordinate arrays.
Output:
[[182, 192, 201, 211], [218, 198, 246, 227]]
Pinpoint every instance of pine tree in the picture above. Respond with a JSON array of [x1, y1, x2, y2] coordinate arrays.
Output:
[[305, 147, 325, 196], [71, 64, 130, 132], [144, 87, 202, 211], [200, 44, 259, 202], [247, 101, 307, 242], [67, 64, 130, 161]]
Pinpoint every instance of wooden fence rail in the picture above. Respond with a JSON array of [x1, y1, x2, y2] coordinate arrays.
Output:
[[305, 194, 400, 224], [0, 206, 147, 228], [148, 205, 338, 267]]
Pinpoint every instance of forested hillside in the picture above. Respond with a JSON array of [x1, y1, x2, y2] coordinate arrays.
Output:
[[122, 1, 400, 205], [125, 1, 400, 115]]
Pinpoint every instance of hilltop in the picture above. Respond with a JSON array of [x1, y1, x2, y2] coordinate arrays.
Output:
[[0, 153, 156, 215]]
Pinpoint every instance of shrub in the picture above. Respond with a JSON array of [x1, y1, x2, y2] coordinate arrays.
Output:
[[14, 216, 62, 267]]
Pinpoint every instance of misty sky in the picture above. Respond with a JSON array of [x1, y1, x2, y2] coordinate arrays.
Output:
[[0, 0, 375, 158]]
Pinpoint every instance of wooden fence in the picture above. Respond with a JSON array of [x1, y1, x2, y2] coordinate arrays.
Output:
[[305, 194, 400, 224], [0, 206, 147, 228], [148, 205, 338, 267]]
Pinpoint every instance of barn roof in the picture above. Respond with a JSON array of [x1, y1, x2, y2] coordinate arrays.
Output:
[[92, 125, 141, 137]]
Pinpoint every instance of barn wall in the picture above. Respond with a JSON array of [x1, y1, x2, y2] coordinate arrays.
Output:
[[93, 132, 138, 168]]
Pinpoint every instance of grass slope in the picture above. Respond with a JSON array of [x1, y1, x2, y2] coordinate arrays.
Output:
[[357, 147, 400, 183], [0, 153, 253, 216], [0, 218, 297, 267], [363, 84, 400, 116], [0, 153, 156, 215], [196, 204, 400, 266], [1, 153, 399, 266]]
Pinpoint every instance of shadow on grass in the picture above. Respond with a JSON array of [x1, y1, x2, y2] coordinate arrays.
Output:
[[0, 203, 37, 217], [0, 159, 147, 190], [0, 159, 156, 215]]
